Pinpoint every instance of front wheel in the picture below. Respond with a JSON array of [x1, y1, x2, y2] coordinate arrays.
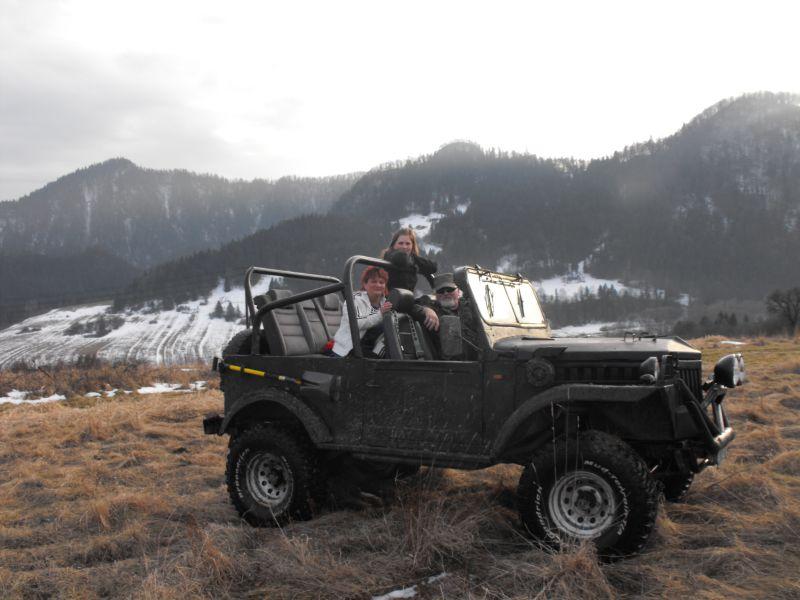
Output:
[[659, 470, 694, 502], [226, 423, 323, 526], [517, 430, 659, 559]]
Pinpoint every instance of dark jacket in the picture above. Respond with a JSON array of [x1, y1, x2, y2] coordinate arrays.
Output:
[[383, 250, 437, 292]]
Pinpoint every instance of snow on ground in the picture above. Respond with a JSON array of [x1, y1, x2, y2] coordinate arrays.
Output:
[[137, 383, 188, 395], [0, 280, 260, 367], [3, 381, 208, 405], [720, 340, 746, 346], [137, 381, 207, 394], [0, 390, 67, 405], [372, 573, 448, 600], [550, 322, 619, 337]]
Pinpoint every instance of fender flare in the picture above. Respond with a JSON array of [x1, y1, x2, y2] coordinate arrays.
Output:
[[221, 388, 333, 444], [491, 384, 661, 460]]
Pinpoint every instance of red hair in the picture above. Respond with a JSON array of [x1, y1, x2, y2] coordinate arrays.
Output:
[[360, 266, 389, 289]]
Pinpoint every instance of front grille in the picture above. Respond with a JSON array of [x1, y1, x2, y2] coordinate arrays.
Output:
[[556, 360, 704, 397], [556, 364, 640, 385], [677, 364, 703, 400]]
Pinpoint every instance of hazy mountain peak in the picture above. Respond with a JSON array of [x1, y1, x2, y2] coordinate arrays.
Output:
[[431, 140, 485, 162], [686, 91, 800, 132]]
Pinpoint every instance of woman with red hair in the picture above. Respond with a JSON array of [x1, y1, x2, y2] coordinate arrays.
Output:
[[330, 266, 392, 357]]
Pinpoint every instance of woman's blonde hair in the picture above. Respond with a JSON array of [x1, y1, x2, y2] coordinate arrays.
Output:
[[381, 226, 420, 257]]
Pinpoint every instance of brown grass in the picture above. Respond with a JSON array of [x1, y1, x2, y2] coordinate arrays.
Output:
[[1, 337, 800, 598], [0, 360, 218, 404]]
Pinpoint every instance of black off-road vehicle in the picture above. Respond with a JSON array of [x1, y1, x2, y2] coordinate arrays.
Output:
[[203, 256, 743, 557]]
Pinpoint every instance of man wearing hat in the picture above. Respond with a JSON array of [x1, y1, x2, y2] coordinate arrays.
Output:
[[428, 273, 478, 359]]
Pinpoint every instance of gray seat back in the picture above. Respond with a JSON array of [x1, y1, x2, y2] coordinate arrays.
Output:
[[297, 299, 329, 352], [320, 294, 343, 335], [262, 289, 313, 356]]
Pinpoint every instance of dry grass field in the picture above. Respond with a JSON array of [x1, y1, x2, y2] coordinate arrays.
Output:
[[1, 337, 799, 599]]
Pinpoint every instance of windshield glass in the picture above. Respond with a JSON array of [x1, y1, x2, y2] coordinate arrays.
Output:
[[466, 271, 545, 326]]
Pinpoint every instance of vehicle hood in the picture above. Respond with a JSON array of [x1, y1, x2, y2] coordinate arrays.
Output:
[[493, 336, 701, 362]]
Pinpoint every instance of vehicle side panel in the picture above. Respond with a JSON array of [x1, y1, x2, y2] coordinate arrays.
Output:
[[360, 359, 485, 454], [222, 354, 363, 445]]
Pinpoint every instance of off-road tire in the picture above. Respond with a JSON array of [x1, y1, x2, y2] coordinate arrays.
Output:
[[222, 330, 252, 357], [226, 423, 322, 526], [659, 471, 694, 502], [517, 430, 659, 559]]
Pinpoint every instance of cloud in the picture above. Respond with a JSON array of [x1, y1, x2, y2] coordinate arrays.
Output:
[[1, 0, 799, 200]]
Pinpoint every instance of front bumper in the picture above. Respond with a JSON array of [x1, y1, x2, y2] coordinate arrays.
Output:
[[675, 379, 735, 470]]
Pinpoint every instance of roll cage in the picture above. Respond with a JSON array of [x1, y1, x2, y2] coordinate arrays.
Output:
[[243, 255, 396, 359]]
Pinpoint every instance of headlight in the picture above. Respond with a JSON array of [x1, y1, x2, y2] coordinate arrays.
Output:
[[713, 353, 745, 387], [639, 356, 659, 383]]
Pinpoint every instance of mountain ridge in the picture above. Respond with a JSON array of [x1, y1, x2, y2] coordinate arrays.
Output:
[[2, 92, 799, 329], [0, 158, 359, 268], [117, 92, 800, 307]]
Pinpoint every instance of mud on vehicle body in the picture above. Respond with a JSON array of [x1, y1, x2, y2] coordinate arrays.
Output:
[[203, 256, 744, 558]]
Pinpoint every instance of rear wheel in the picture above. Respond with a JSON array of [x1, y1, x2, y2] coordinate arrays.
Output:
[[226, 423, 323, 526], [517, 430, 659, 559]]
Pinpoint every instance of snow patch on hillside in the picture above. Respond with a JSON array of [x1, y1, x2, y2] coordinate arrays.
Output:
[[536, 260, 634, 299], [496, 254, 518, 273], [396, 211, 446, 253], [398, 212, 445, 239], [534, 260, 679, 303]]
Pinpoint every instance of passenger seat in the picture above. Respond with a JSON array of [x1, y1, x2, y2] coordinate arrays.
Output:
[[297, 299, 329, 353], [262, 289, 313, 356], [318, 294, 343, 336]]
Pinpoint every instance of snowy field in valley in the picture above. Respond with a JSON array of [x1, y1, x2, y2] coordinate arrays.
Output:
[[0, 281, 253, 368]]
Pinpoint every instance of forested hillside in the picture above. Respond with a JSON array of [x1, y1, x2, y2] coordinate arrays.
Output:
[[0, 161, 357, 325], [0, 248, 140, 325], [117, 93, 800, 309], [0, 159, 357, 268]]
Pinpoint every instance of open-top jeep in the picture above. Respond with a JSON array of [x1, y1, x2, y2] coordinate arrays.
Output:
[[203, 256, 743, 557]]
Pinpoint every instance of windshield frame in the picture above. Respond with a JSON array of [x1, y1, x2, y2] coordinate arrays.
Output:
[[465, 269, 546, 328]]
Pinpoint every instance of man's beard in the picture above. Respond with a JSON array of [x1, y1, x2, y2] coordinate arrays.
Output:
[[439, 296, 458, 309]]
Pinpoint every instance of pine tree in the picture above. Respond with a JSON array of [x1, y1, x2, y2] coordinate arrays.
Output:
[[96, 315, 108, 337], [211, 300, 224, 319], [225, 302, 237, 321]]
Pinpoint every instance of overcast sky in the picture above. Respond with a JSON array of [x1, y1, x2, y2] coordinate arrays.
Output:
[[1, 0, 798, 201]]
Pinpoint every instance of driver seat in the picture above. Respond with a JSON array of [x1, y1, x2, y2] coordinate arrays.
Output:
[[381, 311, 434, 360]]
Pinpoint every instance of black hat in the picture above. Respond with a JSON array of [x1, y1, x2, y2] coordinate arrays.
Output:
[[433, 273, 456, 293]]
